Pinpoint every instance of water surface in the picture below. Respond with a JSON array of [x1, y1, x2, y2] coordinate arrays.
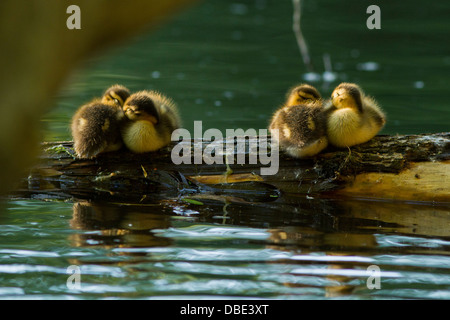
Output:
[[1, 199, 449, 299]]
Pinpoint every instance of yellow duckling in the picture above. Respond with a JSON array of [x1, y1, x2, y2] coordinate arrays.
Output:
[[121, 90, 181, 153], [269, 84, 328, 158], [71, 85, 131, 159], [325, 83, 386, 148]]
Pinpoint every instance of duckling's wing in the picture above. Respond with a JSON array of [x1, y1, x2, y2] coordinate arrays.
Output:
[[147, 90, 181, 130], [71, 103, 123, 158], [363, 96, 386, 127], [283, 105, 327, 145]]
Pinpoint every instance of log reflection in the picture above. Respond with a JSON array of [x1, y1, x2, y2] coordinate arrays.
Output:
[[69, 201, 173, 249]]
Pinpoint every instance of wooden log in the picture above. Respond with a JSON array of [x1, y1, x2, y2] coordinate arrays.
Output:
[[12, 132, 450, 204]]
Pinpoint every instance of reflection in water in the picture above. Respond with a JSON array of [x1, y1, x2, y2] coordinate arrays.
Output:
[[62, 195, 449, 299], [268, 226, 379, 297], [70, 202, 173, 249]]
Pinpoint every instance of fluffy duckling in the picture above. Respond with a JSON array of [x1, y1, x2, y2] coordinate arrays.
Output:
[[284, 83, 322, 107], [71, 85, 131, 159], [101, 84, 131, 107], [325, 83, 386, 148], [269, 84, 328, 158], [121, 90, 181, 153]]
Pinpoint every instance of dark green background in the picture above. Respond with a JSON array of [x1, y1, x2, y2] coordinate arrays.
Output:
[[44, 0, 450, 140]]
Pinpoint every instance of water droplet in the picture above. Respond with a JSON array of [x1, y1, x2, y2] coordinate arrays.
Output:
[[357, 62, 379, 71], [322, 71, 337, 82], [302, 72, 321, 82], [413, 81, 424, 89], [223, 91, 234, 99]]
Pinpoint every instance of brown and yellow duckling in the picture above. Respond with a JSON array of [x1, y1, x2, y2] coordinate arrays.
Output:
[[71, 85, 131, 159], [269, 84, 328, 158], [325, 83, 386, 148], [101, 84, 131, 107], [121, 90, 181, 153], [284, 83, 322, 107]]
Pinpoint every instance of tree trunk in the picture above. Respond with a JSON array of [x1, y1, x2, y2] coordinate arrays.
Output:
[[14, 132, 450, 204]]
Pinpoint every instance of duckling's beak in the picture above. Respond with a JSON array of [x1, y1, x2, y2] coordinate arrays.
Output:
[[332, 88, 344, 100], [123, 106, 139, 120], [332, 94, 341, 105], [124, 106, 159, 124]]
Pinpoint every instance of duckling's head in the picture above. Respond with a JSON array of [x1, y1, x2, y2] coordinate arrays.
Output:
[[285, 84, 321, 106], [331, 83, 363, 113], [102, 84, 131, 107], [122, 93, 159, 124]]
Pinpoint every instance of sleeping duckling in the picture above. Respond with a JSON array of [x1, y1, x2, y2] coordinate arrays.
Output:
[[284, 83, 322, 107], [121, 90, 181, 153], [71, 85, 131, 159], [101, 84, 131, 107], [325, 83, 386, 148], [269, 84, 328, 158]]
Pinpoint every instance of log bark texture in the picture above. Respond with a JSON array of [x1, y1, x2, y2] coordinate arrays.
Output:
[[14, 133, 450, 204]]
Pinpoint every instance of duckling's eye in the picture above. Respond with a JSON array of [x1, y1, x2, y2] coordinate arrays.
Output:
[[113, 98, 120, 105], [298, 93, 312, 101]]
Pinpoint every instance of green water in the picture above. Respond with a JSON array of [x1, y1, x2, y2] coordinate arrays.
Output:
[[2, 199, 450, 299], [43, 0, 450, 138], [2, 0, 450, 300]]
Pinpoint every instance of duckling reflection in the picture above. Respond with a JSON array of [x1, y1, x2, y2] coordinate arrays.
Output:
[[269, 84, 328, 158], [69, 201, 172, 249], [325, 83, 386, 148], [264, 195, 381, 298], [263, 196, 448, 297], [71, 85, 131, 159], [267, 226, 378, 298]]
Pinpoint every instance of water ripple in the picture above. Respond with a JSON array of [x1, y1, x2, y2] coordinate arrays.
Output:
[[153, 225, 271, 241]]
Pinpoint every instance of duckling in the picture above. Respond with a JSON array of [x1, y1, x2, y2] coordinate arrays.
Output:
[[325, 83, 386, 148], [71, 85, 131, 159], [101, 84, 131, 107], [269, 84, 328, 158], [121, 90, 181, 153], [284, 83, 322, 107]]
